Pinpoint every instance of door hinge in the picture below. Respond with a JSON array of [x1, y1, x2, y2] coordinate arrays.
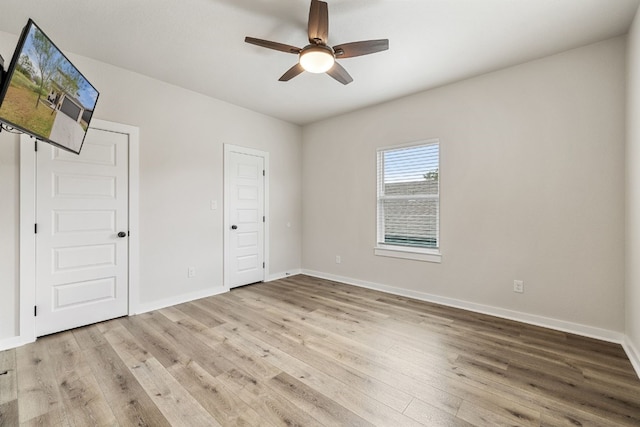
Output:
[[263, 169, 265, 176], [34, 223, 37, 234], [34, 306, 37, 317], [263, 216, 265, 222], [263, 262, 265, 269], [34, 141, 37, 152]]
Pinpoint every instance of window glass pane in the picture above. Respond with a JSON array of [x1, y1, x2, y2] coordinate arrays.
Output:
[[383, 144, 439, 193], [382, 198, 438, 248], [377, 142, 439, 250]]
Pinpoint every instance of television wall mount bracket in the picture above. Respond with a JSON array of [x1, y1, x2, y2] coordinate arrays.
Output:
[[0, 123, 26, 135]]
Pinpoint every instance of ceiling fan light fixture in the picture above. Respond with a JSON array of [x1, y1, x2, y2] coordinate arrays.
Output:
[[245, 0, 388, 84], [299, 45, 335, 73]]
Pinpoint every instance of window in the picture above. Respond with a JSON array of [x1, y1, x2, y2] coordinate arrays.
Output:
[[376, 140, 441, 262]]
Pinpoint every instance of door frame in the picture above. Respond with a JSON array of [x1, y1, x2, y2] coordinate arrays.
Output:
[[19, 119, 140, 343], [223, 144, 269, 289]]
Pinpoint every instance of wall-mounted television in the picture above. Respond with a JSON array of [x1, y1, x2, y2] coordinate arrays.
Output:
[[0, 19, 99, 154]]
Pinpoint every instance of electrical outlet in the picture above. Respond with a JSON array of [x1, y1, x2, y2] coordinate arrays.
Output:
[[188, 267, 196, 278], [335, 255, 341, 264], [513, 280, 524, 293]]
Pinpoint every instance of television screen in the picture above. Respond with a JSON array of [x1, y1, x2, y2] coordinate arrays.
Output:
[[0, 19, 99, 154]]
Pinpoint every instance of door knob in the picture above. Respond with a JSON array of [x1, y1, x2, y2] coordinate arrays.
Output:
[[117, 231, 127, 238], [231, 225, 238, 230]]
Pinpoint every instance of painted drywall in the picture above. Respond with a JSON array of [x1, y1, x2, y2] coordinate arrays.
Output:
[[0, 30, 302, 342], [627, 8, 640, 366], [0, 132, 18, 339], [0, 34, 20, 339], [302, 37, 626, 333]]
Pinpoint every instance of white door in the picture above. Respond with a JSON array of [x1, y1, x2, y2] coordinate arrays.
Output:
[[35, 128, 129, 336], [225, 147, 265, 288]]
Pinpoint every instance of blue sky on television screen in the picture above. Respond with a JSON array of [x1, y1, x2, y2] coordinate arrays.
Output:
[[22, 23, 98, 110]]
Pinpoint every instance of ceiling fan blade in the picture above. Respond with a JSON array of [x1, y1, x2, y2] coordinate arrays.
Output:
[[308, 0, 329, 44], [279, 63, 305, 81], [333, 39, 389, 58], [326, 62, 353, 85], [245, 37, 301, 54]]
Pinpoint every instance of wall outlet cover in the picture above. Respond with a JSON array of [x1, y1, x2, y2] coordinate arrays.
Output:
[[513, 280, 524, 293]]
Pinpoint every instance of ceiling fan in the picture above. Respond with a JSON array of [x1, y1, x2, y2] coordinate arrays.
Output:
[[245, 0, 389, 85]]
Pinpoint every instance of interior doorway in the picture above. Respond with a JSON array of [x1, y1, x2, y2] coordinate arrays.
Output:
[[224, 144, 269, 288], [19, 119, 139, 341]]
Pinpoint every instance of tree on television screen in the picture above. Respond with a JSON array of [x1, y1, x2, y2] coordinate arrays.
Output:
[[17, 54, 35, 80], [54, 61, 82, 98], [29, 27, 62, 108]]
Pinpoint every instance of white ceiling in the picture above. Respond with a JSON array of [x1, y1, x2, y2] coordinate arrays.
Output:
[[0, 0, 638, 125]]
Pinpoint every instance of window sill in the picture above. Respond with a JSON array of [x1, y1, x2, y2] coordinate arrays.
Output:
[[374, 245, 442, 263]]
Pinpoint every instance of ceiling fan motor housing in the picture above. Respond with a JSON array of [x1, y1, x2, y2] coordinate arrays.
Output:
[[244, 0, 388, 84]]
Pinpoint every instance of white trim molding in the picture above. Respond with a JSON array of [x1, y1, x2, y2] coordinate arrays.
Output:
[[18, 136, 37, 347], [301, 269, 626, 345], [623, 336, 640, 379], [374, 246, 442, 263], [14, 119, 140, 351], [267, 269, 303, 282], [134, 286, 227, 315], [0, 336, 34, 352]]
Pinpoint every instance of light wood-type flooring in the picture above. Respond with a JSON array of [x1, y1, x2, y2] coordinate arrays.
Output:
[[1, 274, 640, 426]]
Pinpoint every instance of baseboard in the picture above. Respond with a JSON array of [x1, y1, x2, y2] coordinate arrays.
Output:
[[4, 271, 636, 378], [267, 269, 303, 282], [0, 335, 35, 352], [0, 285, 226, 352], [134, 286, 227, 315], [301, 269, 625, 345], [623, 336, 640, 379]]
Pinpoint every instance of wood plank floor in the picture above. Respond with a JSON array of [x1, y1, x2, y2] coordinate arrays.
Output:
[[1, 274, 640, 426]]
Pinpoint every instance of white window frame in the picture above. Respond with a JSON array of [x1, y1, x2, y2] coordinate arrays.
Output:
[[375, 139, 441, 263]]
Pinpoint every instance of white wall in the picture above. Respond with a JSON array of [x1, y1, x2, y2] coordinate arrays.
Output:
[[302, 37, 626, 335], [0, 33, 21, 339], [0, 30, 302, 342], [0, 26, 632, 351], [627, 8, 640, 368], [0, 129, 19, 339]]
